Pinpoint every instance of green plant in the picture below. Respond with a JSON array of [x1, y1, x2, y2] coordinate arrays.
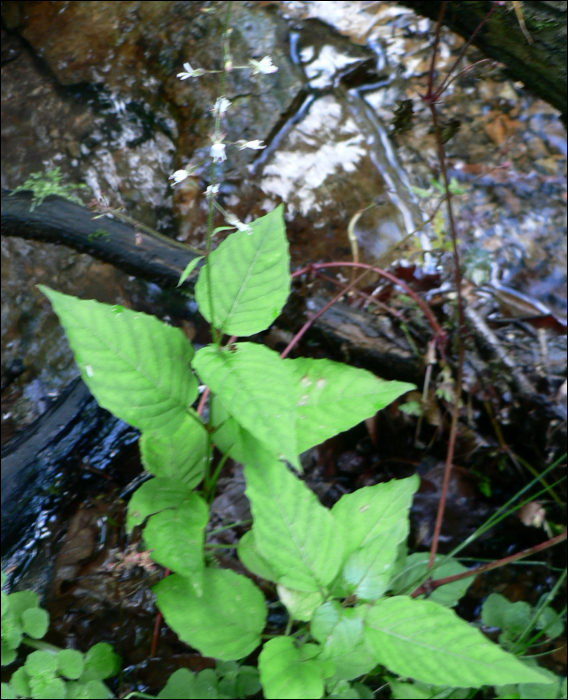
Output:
[[9, 167, 88, 211], [126, 662, 261, 699], [1, 572, 119, 699], [36, 202, 556, 697], [26, 12, 562, 699]]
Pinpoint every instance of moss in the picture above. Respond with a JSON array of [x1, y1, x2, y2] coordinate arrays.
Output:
[[9, 167, 89, 211]]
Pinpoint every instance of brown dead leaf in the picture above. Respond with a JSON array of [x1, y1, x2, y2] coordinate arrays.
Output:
[[484, 113, 521, 145]]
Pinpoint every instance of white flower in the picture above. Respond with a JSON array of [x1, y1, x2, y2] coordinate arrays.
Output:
[[211, 97, 231, 116], [210, 141, 226, 163], [249, 56, 278, 75], [225, 212, 252, 234], [169, 169, 192, 184], [205, 184, 220, 199], [236, 139, 266, 150], [177, 62, 205, 79]]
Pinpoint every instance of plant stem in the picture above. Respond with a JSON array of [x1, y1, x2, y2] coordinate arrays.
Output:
[[410, 531, 567, 597], [292, 262, 446, 347]]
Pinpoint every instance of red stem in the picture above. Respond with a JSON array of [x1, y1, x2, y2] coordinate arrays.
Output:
[[281, 270, 371, 358], [150, 567, 170, 657], [410, 532, 567, 598], [292, 262, 447, 348]]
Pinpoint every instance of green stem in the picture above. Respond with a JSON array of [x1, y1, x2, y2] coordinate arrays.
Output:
[[205, 1, 233, 348]]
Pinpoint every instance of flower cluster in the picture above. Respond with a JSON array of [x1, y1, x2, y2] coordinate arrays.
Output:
[[170, 50, 277, 229]]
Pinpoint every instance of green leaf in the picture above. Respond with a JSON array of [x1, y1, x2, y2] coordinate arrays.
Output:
[[195, 205, 290, 335], [331, 476, 418, 559], [311, 602, 377, 682], [126, 477, 196, 533], [38, 286, 198, 436], [390, 553, 472, 607], [340, 520, 407, 601], [154, 569, 266, 660], [157, 668, 196, 699], [178, 256, 204, 287], [24, 650, 57, 679], [2, 681, 18, 699], [83, 643, 119, 680], [244, 459, 343, 593], [535, 606, 564, 640], [285, 357, 415, 453], [8, 668, 30, 698], [30, 677, 67, 699], [258, 637, 326, 700], [481, 593, 509, 629], [276, 585, 324, 622], [140, 413, 208, 487], [1, 645, 18, 667], [66, 678, 112, 699], [143, 494, 208, 595], [361, 597, 554, 688], [193, 670, 221, 699], [21, 608, 49, 640], [6, 591, 39, 622], [193, 344, 298, 467], [56, 649, 84, 680], [388, 680, 431, 699], [237, 530, 279, 583]]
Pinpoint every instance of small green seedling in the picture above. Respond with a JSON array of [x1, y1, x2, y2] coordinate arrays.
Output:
[[1, 572, 119, 699]]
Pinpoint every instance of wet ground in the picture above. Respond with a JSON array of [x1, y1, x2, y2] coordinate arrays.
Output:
[[1, 1, 566, 696]]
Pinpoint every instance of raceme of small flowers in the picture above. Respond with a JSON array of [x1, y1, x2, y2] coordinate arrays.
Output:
[[169, 53, 276, 234]]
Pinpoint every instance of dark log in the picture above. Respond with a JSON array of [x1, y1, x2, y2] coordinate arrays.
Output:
[[1, 377, 138, 554], [1, 189, 199, 287], [399, 1, 567, 119], [1, 189, 422, 381]]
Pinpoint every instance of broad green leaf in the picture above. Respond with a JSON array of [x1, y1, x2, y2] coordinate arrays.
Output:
[[39, 286, 198, 436], [21, 608, 49, 639], [154, 569, 266, 660], [362, 597, 554, 688], [535, 606, 564, 639], [157, 668, 196, 699], [277, 585, 324, 622], [311, 602, 377, 682], [178, 256, 204, 287], [481, 592, 510, 629], [211, 398, 264, 465], [195, 205, 290, 335], [331, 476, 418, 558], [143, 494, 208, 595], [258, 637, 326, 700], [237, 530, 279, 583], [7, 669, 30, 698], [140, 413, 208, 487], [244, 459, 343, 593], [194, 343, 299, 467], [5, 591, 39, 621], [388, 680, 431, 699], [30, 677, 67, 699], [284, 357, 415, 452], [341, 520, 406, 601], [68, 678, 112, 699], [126, 477, 195, 533], [83, 643, 119, 679], [56, 649, 84, 680], [25, 650, 57, 678], [390, 553, 472, 607], [1, 682, 17, 699]]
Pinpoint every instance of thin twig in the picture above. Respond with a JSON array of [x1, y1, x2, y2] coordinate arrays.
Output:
[[281, 270, 371, 358], [292, 262, 446, 348], [410, 532, 566, 598]]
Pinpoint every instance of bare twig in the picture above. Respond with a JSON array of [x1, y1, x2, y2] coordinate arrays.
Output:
[[410, 531, 566, 598]]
